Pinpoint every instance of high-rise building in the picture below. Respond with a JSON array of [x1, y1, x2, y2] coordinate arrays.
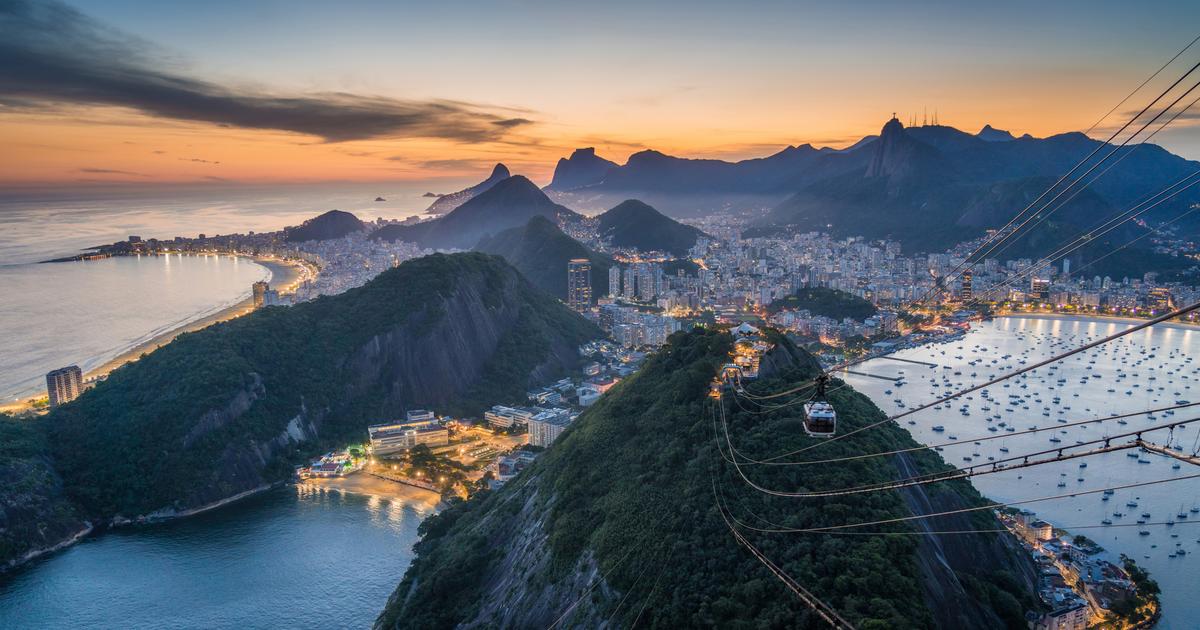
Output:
[[46, 365, 83, 408], [960, 268, 973, 301], [567, 258, 592, 311], [1030, 278, 1050, 301], [622, 267, 637, 300], [252, 281, 269, 307], [1148, 287, 1172, 311], [608, 265, 622, 298]]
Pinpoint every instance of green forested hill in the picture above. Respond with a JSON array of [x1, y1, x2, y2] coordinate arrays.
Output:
[[377, 328, 1036, 629], [475, 216, 612, 300], [46, 253, 600, 519], [767, 286, 878, 320]]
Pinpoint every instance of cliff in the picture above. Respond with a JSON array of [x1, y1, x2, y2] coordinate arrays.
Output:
[[0, 416, 89, 571], [41, 253, 601, 522], [377, 329, 1038, 629]]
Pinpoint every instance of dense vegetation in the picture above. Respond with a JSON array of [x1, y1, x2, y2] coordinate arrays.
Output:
[[475, 216, 612, 301], [379, 328, 1034, 629], [283, 209, 365, 242], [0, 415, 84, 568], [767, 286, 878, 320], [46, 253, 599, 519], [597, 199, 706, 255]]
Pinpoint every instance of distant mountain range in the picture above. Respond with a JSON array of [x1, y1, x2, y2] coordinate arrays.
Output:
[[372, 175, 581, 250], [423, 163, 510, 215], [283, 209, 365, 242], [596, 199, 706, 256], [540, 118, 1200, 274], [476, 216, 612, 300]]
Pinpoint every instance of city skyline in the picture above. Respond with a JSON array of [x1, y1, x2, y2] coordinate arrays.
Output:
[[4, 0, 1200, 189]]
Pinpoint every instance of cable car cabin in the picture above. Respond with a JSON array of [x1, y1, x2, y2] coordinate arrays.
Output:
[[720, 364, 745, 393], [803, 400, 837, 437]]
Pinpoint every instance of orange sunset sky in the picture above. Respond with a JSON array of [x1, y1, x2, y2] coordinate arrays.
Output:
[[4, 0, 1200, 190]]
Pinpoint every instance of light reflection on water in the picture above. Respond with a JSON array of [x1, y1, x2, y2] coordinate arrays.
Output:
[[0, 486, 427, 629], [845, 315, 1200, 629]]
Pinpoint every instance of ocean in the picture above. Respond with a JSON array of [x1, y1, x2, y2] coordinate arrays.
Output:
[[0, 184, 441, 402]]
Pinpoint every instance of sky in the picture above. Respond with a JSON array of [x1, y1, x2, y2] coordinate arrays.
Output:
[[3, 0, 1200, 190]]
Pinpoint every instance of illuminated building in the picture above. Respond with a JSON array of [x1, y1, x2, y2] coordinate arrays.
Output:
[[367, 419, 448, 454], [46, 365, 83, 408], [567, 258, 592, 311], [960, 268, 973, 301], [608, 265, 622, 298], [252, 280, 269, 307], [1148, 287, 1172, 311]]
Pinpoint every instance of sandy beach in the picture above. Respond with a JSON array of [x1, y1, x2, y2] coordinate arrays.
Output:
[[298, 473, 444, 510], [82, 255, 311, 380], [1, 254, 314, 413]]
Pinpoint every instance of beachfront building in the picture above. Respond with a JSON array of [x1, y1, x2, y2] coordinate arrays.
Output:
[[368, 419, 449, 455], [483, 405, 536, 429], [45, 365, 83, 408]]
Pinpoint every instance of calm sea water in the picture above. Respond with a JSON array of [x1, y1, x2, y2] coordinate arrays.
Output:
[[845, 315, 1200, 629], [0, 485, 429, 629], [0, 254, 270, 401], [0, 184, 442, 401]]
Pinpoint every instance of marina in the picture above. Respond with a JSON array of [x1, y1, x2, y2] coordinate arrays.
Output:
[[844, 314, 1200, 629]]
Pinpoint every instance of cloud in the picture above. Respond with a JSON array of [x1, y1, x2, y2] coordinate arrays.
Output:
[[180, 157, 219, 165], [0, 0, 535, 142], [78, 167, 145, 176]]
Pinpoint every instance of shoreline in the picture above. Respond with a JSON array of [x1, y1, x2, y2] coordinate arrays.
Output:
[[298, 473, 445, 511], [1, 253, 313, 414], [82, 254, 309, 381], [993, 310, 1200, 331]]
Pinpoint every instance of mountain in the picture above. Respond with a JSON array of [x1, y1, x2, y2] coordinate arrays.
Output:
[[0, 415, 88, 571], [546, 145, 840, 217], [548, 148, 618, 191], [372, 176, 582, 250], [596, 199, 706, 256], [766, 286, 878, 320], [377, 329, 1038, 629], [755, 118, 1200, 276], [424, 163, 510, 215], [475, 216, 612, 301], [977, 124, 1016, 142], [41, 253, 600, 525], [283, 210, 365, 242], [538, 118, 1200, 273]]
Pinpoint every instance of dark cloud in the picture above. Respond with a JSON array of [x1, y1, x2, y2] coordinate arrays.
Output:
[[78, 167, 145, 176], [0, 0, 535, 142]]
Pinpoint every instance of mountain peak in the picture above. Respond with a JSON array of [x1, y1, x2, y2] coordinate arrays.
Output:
[[597, 199, 705, 255], [976, 124, 1016, 142], [424, 163, 512, 215], [548, 147, 618, 191], [865, 116, 918, 178], [881, 115, 905, 136]]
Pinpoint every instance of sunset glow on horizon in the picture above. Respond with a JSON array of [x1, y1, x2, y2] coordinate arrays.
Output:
[[4, 0, 1200, 190]]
